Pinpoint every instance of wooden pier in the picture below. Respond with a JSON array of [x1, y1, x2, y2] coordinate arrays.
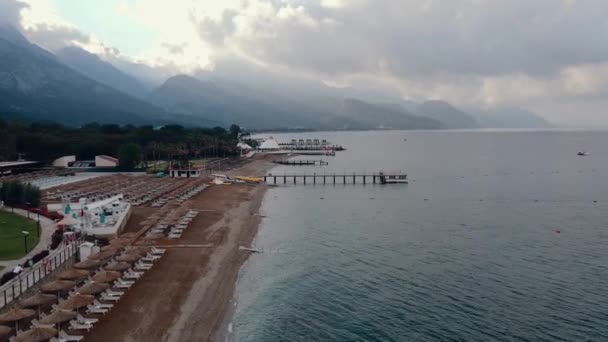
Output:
[[262, 173, 406, 185], [272, 160, 329, 166]]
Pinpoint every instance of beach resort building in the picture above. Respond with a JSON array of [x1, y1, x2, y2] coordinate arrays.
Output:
[[47, 194, 131, 238], [95, 155, 119, 168]]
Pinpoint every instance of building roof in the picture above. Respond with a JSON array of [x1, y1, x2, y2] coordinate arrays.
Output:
[[96, 155, 119, 163], [259, 137, 280, 150], [237, 142, 253, 150], [0, 161, 38, 169]]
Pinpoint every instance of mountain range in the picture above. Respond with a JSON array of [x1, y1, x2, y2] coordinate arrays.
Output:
[[0, 25, 550, 130]]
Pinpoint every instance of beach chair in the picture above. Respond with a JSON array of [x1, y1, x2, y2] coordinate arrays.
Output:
[[59, 330, 84, 341], [85, 305, 108, 315], [105, 289, 125, 297], [151, 246, 166, 255], [100, 293, 121, 302], [93, 300, 114, 309], [69, 320, 93, 332], [114, 281, 131, 289], [76, 314, 98, 324]]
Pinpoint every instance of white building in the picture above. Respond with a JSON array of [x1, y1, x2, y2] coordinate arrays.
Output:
[[52, 155, 76, 168], [169, 169, 201, 178], [95, 155, 119, 168], [258, 137, 280, 151]]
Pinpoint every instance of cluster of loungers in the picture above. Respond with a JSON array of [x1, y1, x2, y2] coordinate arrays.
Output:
[[146, 209, 199, 240], [7, 246, 167, 342], [149, 182, 207, 207]]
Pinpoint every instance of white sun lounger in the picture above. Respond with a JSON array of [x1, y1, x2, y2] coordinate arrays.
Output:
[[69, 320, 93, 332], [77, 314, 98, 324], [85, 305, 108, 315], [100, 293, 121, 302], [60, 330, 84, 341], [151, 246, 166, 255], [93, 300, 114, 309], [105, 290, 125, 297]]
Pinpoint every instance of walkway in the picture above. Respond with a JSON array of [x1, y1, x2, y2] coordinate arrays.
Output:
[[0, 208, 56, 272]]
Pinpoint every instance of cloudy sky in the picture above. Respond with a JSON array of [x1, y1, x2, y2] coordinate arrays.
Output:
[[4, 0, 608, 126]]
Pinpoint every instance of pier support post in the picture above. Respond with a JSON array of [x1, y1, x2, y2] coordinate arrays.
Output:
[[324, 175, 326, 184], [294, 175, 296, 184], [264, 176, 267, 183], [333, 175, 336, 184], [343, 175, 346, 184], [353, 175, 355, 184], [314, 173, 316, 185], [373, 175, 376, 184], [274, 176, 277, 184], [304, 176, 306, 185], [284, 176, 286, 184], [363, 176, 366, 185]]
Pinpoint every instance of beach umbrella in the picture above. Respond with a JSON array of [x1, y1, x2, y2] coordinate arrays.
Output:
[[125, 246, 149, 256], [19, 293, 57, 315], [0, 308, 36, 330], [56, 269, 89, 280], [73, 259, 103, 270], [88, 250, 117, 261], [41, 280, 76, 293], [13, 326, 57, 342], [19, 293, 56, 308], [39, 310, 77, 325], [115, 253, 140, 263], [91, 271, 121, 283], [100, 245, 121, 253], [77, 282, 110, 295], [104, 262, 130, 272], [0, 325, 11, 340], [57, 294, 94, 311]]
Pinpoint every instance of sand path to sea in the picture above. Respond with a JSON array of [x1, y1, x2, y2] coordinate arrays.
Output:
[[85, 157, 274, 342]]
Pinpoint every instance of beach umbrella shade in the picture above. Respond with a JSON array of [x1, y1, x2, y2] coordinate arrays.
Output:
[[104, 262, 130, 271], [91, 271, 121, 283], [41, 280, 76, 293], [115, 253, 140, 263], [100, 245, 121, 253], [0, 325, 11, 340], [13, 326, 57, 342], [73, 259, 103, 269], [77, 282, 110, 295], [57, 269, 90, 280], [39, 310, 77, 325], [57, 294, 94, 311], [88, 250, 117, 261], [0, 308, 36, 330], [19, 293, 57, 308], [143, 233, 164, 240]]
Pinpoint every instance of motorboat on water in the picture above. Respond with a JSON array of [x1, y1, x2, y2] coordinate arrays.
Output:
[[577, 151, 590, 156], [379, 172, 408, 184]]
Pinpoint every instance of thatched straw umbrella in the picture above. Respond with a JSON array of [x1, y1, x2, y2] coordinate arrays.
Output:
[[104, 262, 130, 272], [77, 282, 110, 295], [41, 280, 76, 293], [125, 246, 150, 256], [19, 293, 57, 316], [39, 310, 77, 325], [13, 326, 57, 342], [143, 233, 164, 240], [56, 269, 89, 281], [91, 271, 121, 283], [100, 245, 121, 253], [57, 294, 94, 311], [0, 308, 36, 330], [115, 253, 140, 263], [19, 293, 56, 308], [88, 250, 117, 261], [73, 259, 103, 270], [0, 325, 11, 340]]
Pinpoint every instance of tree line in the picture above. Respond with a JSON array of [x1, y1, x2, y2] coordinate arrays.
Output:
[[0, 180, 41, 208], [0, 120, 247, 169]]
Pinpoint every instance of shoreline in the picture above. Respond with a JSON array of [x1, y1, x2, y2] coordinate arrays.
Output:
[[84, 156, 275, 342]]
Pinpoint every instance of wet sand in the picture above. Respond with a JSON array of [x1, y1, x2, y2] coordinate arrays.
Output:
[[85, 157, 274, 342]]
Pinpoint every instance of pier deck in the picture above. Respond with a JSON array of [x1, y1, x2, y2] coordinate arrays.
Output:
[[262, 173, 406, 185]]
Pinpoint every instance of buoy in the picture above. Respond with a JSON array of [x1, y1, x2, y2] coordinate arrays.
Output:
[[555, 230, 561, 234]]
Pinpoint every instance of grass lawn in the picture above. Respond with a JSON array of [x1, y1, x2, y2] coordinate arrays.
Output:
[[0, 211, 40, 261]]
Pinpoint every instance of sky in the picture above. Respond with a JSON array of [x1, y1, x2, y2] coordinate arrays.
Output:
[[3, 0, 608, 126]]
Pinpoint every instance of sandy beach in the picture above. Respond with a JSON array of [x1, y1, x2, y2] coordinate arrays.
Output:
[[85, 157, 274, 342]]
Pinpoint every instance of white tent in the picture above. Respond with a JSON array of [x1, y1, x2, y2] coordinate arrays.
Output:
[[237, 142, 253, 150], [259, 137, 280, 151]]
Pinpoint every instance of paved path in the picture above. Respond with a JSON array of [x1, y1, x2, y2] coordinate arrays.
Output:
[[0, 208, 56, 271]]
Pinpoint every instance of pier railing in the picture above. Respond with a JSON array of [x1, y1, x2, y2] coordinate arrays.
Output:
[[0, 239, 81, 309], [262, 173, 405, 185]]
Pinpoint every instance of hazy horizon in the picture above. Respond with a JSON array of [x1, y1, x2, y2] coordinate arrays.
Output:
[[2, 0, 608, 128]]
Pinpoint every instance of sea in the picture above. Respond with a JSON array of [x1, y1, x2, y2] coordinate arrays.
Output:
[[230, 129, 608, 342]]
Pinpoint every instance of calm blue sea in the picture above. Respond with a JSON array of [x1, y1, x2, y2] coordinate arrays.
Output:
[[231, 130, 608, 342]]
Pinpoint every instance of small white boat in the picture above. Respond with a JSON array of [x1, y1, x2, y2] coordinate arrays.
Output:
[[577, 151, 590, 156]]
